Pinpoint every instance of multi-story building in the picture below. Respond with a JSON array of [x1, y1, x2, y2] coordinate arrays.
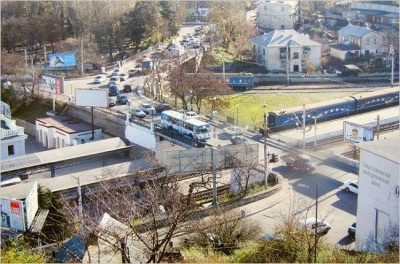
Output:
[[356, 137, 399, 252], [35, 115, 102, 149], [1, 102, 28, 160], [251, 29, 321, 72], [333, 24, 387, 59], [343, 1, 399, 27], [256, 0, 299, 30]]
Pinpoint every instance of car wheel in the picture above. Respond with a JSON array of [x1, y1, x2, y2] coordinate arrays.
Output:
[[345, 187, 350, 192]]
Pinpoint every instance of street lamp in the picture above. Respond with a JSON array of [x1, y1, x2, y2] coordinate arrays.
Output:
[[263, 102, 269, 189], [236, 104, 239, 126], [311, 114, 323, 148]]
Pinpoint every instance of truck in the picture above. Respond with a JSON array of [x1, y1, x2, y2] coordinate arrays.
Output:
[[281, 154, 315, 172]]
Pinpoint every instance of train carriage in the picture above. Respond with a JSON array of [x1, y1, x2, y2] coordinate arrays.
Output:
[[352, 87, 399, 112], [228, 73, 255, 90]]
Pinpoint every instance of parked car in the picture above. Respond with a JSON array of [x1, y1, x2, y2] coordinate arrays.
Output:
[[348, 222, 356, 239], [108, 85, 120, 96], [341, 180, 358, 194], [117, 95, 129, 105], [108, 81, 118, 88], [155, 103, 172, 113], [93, 74, 106, 84], [139, 103, 155, 115], [123, 84, 132, 93], [230, 135, 249, 145], [119, 73, 129, 81], [186, 111, 199, 118], [133, 64, 142, 72], [296, 217, 331, 236], [108, 97, 116, 107], [130, 107, 146, 118], [223, 126, 244, 136], [281, 154, 315, 172], [109, 76, 120, 84]]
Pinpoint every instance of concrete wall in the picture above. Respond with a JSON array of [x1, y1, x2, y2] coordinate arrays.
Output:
[[360, 32, 386, 55], [257, 1, 297, 29], [15, 118, 36, 136]]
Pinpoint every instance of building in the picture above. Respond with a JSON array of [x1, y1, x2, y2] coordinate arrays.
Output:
[[355, 137, 399, 252], [1, 101, 28, 160], [35, 115, 102, 149], [251, 29, 322, 72], [337, 24, 387, 58], [256, 0, 299, 30], [329, 43, 361, 60], [343, 1, 399, 27]]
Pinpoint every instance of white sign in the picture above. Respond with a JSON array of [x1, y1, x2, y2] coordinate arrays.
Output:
[[343, 121, 374, 143], [25, 182, 38, 229], [75, 89, 108, 108], [1, 198, 25, 231]]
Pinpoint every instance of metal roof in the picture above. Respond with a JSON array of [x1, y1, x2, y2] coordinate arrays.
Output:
[[251, 30, 321, 48], [357, 137, 400, 163], [0, 181, 37, 200], [36, 115, 95, 134], [330, 44, 360, 51], [1, 137, 130, 173], [338, 24, 373, 38]]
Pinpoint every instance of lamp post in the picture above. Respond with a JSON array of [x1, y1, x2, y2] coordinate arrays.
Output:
[[236, 104, 239, 126], [311, 114, 322, 148], [263, 102, 269, 189], [212, 96, 216, 120]]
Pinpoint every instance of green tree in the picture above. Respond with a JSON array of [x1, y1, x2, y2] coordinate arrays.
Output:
[[0, 239, 46, 263]]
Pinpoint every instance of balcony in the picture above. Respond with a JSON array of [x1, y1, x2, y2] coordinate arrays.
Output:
[[1, 127, 25, 139]]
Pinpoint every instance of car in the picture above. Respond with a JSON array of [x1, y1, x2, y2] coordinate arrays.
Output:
[[109, 76, 120, 84], [281, 154, 315, 172], [348, 222, 356, 239], [139, 103, 155, 115], [93, 74, 106, 84], [117, 95, 129, 105], [230, 135, 249, 145], [108, 97, 116, 107], [186, 111, 199, 118], [223, 126, 244, 136], [130, 107, 146, 118], [128, 69, 138, 76], [341, 180, 358, 194], [155, 103, 172, 113], [108, 85, 120, 96], [119, 73, 129, 81], [108, 81, 118, 88], [296, 217, 331, 236], [123, 84, 132, 93], [111, 68, 122, 76]]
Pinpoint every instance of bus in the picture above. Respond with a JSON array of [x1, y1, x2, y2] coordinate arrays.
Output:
[[160, 110, 211, 141]]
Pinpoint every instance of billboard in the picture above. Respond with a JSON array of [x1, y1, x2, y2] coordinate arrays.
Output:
[[343, 121, 374, 143], [1, 101, 11, 118], [25, 182, 38, 229], [49, 52, 77, 68], [1, 198, 25, 231], [42, 74, 64, 95], [75, 89, 108, 108]]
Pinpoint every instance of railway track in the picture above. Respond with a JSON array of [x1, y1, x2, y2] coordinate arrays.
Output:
[[188, 185, 231, 202]]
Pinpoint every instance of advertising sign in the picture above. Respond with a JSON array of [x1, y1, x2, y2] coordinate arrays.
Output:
[[42, 74, 64, 95], [25, 182, 38, 229], [1, 101, 11, 118], [49, 52, 77, 68], [1, 198, 25, 231], [75, 89, 108, 108], [343, 121, 374, 143]]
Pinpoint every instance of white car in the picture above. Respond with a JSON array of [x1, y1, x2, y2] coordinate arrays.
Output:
[[119, 73, 129, 81], [93, 75, 106, 84], [130, 107, 146, 118], [341, 180, 358, 194], [112, 68, 122, 76], [223, 126, 244, 136], [186, 111, 199, 118], [139, 103, 155, 115], [296, 217, 331, 236]]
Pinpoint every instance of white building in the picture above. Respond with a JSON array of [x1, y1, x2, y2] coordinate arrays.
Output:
[[251, 29, 322, 72], [256, 0, 299, 30], [35, 116, 102, 149], [355, 137, 399, 252], [1, 113, 27, 160], [337, 24, 387, 57]]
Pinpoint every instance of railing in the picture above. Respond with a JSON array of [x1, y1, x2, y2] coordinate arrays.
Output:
[[1, 127, 25, 139]]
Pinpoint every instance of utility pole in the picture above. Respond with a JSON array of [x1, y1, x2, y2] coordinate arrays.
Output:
[[376, 115, 380, 140], [286, 43, 290, 86], [223, 60, 225, 83], [302, 104, 306, 149], [24, 48, 28, 68], [211, 148, 217, 206], [264, 102, 269, 189], [314, 184, 319, 263], [390, 45, 394, 87], [80, 37, 84, 76], [314, 117, 317, 148], [43, 45, 47, 64]]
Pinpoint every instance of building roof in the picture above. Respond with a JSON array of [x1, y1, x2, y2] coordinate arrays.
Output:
[[357, 137, 400, 163], [1, 137, 130, 173], [36, 115, 94, 134], [330, 43, 360, 51], [1, 181, 36, 200], [338, 24, 373, 38], [251, 30, 321, 48]]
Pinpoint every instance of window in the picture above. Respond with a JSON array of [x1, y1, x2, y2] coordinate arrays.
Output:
[[263, 48, 265, 55], [294, 52, 299, 59], [281, 7, 284, 12], [281, 61, 286, 69], [258, 46, 260, 54], [7, 145, 15, 156], [366, 39, 370, 45], [264, 6, 267, 11], [253, 44, 256, 52], [374, 38, 377, 45]]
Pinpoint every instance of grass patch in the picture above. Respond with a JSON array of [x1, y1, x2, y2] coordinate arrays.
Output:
[[218, 92, 356, 126], [13, 101, 52, 123]]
